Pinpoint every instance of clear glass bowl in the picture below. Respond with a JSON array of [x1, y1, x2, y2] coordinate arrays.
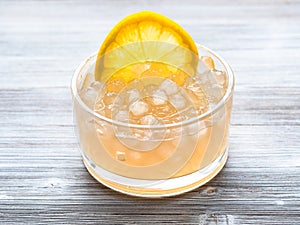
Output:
[[71, 44, 234, 197]]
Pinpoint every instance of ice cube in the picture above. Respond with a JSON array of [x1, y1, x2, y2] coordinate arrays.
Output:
[[114, 110, 129, 122], [167, 126, 182, 139], [159, 79, 179, 95], [155, 104, 175, 119], [184, 76, 204, 93], [131, 128, 165, 151], [213, 70, 225, 83], [152, 89, 168, 105], [129, 100, 149, 116], [197, 71, 224, 105], [201, 56, 215, 70], [169, 93, 186, 110], [94, 98, 105, 114], [132, 128, 153, 141], [113, 111, 131, 136], [116, 151, 126, 161], [121, 114, 166, 151], [213, 69, 227, 92], [184, 75, 210, 111], [103, 92, 118, 105], [198, 70, 222, 88], [140, 115, 160, 125], [90, 81, 104, 91], [112, 92, 125, 110], [177, 105, 197, 120], [127, 89, 140, 103], [79, 87, 99, 108], [197, 60, 210, 73]]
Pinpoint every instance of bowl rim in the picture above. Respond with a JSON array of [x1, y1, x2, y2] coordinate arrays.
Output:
[[71, 44, 235, 129]]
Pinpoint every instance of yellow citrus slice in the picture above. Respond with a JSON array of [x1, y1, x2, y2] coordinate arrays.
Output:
[[95, 11, 199, 83]]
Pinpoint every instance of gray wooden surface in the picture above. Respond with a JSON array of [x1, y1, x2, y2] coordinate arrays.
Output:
[[0, 0, 299, 224]]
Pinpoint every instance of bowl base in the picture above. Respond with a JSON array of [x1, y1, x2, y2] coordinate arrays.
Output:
[[83, 147, 228, 198]]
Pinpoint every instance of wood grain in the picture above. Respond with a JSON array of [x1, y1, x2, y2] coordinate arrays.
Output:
[[0, 0, 299, 224]]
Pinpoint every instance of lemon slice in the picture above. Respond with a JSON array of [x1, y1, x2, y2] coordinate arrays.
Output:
[[95, 11, 199, 83]]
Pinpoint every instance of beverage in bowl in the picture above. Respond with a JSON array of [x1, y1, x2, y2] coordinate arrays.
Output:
[[71, 11, 234, 197]]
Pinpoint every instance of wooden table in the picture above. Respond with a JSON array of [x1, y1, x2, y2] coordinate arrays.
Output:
[[1, 0, 299, 224]]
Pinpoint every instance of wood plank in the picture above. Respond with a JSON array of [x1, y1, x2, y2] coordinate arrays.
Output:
[[0, 0, 299, 224]]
